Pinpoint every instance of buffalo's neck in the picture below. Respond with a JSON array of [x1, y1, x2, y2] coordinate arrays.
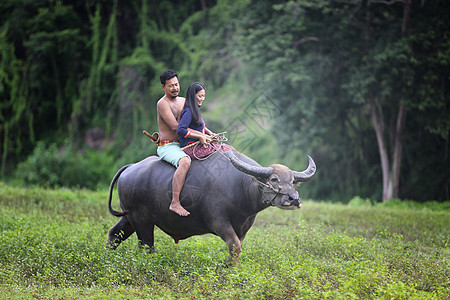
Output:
[[242, 175, 271, 215]]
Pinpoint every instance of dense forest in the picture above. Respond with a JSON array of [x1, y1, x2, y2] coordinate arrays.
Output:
[[0, 0, 448, 202]]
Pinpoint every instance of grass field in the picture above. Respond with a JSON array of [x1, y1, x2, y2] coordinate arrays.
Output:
[[0, 182, 449, 299]]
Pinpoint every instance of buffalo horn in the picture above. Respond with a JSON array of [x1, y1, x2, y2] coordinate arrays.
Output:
[[293, 155, 316, 183], [225, 151, 273, 178]]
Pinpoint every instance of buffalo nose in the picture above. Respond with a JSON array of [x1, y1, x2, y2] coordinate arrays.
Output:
[[289, 191, 299, 201], [289, 196, 301, 206], [291, 198, 301, 207]]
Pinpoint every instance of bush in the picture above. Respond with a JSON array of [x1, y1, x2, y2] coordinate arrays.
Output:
[[379, 198, 450, 211], [15, 141, 114, 189], [348, 196, 374, 207]]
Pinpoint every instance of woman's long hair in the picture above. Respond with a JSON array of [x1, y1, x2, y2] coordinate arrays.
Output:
[[184, 82, 205, 127]]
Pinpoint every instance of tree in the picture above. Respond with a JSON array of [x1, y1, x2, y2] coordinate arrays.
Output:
[[0, 0, 221, 175], [353, 0, 412, 201], [0, 0, 88, 177], [344, 0, 449, 201], [235, 0, 449, 201]]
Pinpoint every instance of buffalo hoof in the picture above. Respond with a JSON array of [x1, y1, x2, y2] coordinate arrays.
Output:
[[138, 241, 155, 253], [223, 259, 238, 268], [105, 241, 118, 250]]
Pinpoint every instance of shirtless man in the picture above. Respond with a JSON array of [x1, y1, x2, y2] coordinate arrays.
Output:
[[156, 70, 210, 216]]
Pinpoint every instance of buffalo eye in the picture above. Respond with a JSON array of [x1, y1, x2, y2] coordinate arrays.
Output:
[[270, 177, 279, 183]]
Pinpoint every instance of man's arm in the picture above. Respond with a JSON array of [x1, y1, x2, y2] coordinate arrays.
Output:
[[157, 100, 179, 131]]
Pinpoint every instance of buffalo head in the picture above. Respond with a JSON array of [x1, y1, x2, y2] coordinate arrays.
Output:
[[225, 151, 316, 209]]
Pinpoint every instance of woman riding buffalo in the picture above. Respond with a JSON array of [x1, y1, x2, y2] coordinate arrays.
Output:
[[176, 82, 234, 159]]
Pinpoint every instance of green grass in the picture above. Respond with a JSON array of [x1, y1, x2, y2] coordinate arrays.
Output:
[[0, 182, 449, 299]]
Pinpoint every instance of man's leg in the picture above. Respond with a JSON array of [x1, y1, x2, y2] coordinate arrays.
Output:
[[170, 156, 191, 216]]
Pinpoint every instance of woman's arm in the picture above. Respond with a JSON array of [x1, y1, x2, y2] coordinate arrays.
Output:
[[186, 129, 211, 145], [177, 109, 211, 145], [176, 109, 192, 138]]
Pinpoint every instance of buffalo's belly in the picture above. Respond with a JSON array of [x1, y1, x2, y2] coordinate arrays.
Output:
[[156, 223, 214, 242], [114, 154, 245, 241]]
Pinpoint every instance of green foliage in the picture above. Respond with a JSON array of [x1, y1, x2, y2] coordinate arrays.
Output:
[[232, 0, 450, 202], [1, 1, 88, 175], [380, 198, 450, 211], [0, 185, 448, 298], [0, 0, 449, 202], [348, 196, 374, 207], [14, 141, 114, 190]]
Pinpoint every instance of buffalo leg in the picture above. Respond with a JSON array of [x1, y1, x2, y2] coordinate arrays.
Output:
[[239, 216, 256, 243], [217, 225, 241, 267], [135, 224, 156, 253], [106, 216, 135, 249]]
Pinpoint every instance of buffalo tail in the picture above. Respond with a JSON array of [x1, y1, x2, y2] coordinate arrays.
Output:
[[108, 164, 131, 217]]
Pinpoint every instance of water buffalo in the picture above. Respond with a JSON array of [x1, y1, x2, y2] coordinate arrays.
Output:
[[106, 150, 316, 266]]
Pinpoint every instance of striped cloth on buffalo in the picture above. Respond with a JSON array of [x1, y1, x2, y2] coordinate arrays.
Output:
[[183, 142, 235, 160]]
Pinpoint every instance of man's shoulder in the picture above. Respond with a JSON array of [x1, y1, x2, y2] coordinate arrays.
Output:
[[157, 96, 167, 106], [157, 97, 170, 112], [157, 96, 185, 105]]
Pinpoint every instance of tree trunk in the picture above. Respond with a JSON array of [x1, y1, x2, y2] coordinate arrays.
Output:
[[366, 0, 411, 202], [391, 0, 410, 199], [369, 98, 406, 202], [392, 103, 406, 199], [369, 95, 393, 201]]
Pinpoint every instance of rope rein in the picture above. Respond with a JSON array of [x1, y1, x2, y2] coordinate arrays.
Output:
[[192, 132, 229, 161]]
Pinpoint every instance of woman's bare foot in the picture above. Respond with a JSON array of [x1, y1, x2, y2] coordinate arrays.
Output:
[[169, 202, 190, 216]]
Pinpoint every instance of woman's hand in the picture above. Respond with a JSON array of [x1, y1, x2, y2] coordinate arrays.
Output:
[[205, 127, 215, 136], [199, 134, 212, 146]]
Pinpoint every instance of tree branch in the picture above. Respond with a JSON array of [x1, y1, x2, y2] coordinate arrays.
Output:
[[293, 36, 319, 47]]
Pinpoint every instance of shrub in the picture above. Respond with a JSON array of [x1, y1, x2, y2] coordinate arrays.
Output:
[[15, 141, 114, 189], [348, 196, 374, 207]]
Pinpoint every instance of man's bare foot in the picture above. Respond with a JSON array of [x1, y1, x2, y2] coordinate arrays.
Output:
[[169, 203, 190, 216]]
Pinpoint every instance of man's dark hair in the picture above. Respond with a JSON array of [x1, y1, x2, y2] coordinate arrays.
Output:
[[160, 69, 178, 85]]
